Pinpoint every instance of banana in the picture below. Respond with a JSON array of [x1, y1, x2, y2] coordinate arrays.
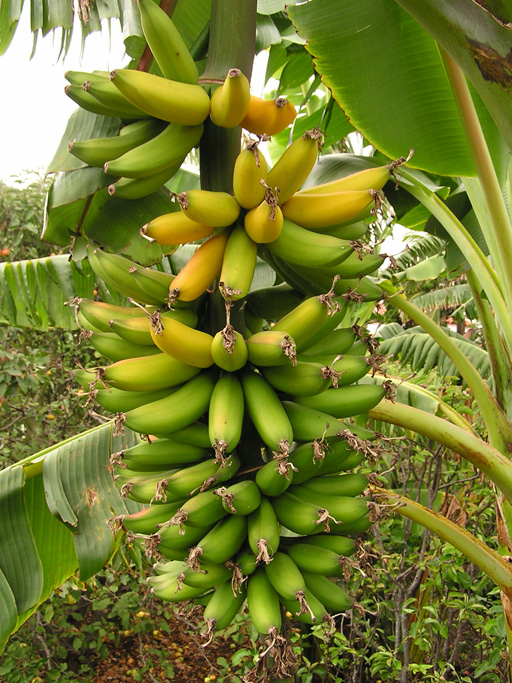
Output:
[[159, 453, 240, 503], [108, 164, 182, 199], [261, 361, 331, 397], [281, 400, 349, 443], [298, 164, 391, 195], [255, 457, 294, 497], [283, 488, 369, 529], [129, 269, 177, 306], [96, 353, 201, 392], [286, 437, 358, 485], [208, 373, 245, 454], [271, 292, 343, 351], [266, 128, 323, 204], [203, 581, 247, 631], [150, 315, 214, 368], [104, 123, 203, 179], [168, 230, 231, 306], [89, 332, 160, 361], [215, 480, 262, 516], [264, 551, 308, 602], [160, 421, 211, 448], [295, 474, 368, 501], [321, 220, 370, 240], [149, 575, 208, 603], [79, 298, 147, 333], [65, 69, 110, 85], [285, 543, 350, 577], [266, 219, 354, 268], [302, 571, 353, 613], [295, 534, 356, 557], [247, 497, 280, 563], [246, 329, 297, 367], [291, 384, 387, 418], [116, 467, 182, 504], [299, 327, 357, 357], [281, 190, 375, 229], [241, 95, 296, 136], [137, 0, 199, 84], [185, 514, 247, 568], [158, 521, 215, 552], [316, 250, 384, 280], [124, 369, 217, 434], [84, 78, 150, 118], [210, 328, 248, 372], [246, 568, 282, 634], [110, 307, 197, 347], [121, 499, 187, 534], [86, 247, 162, 305], [245, 283, 304, 321], [110, 68, 210, 125], [91, 386, 175, 413], [219, 224, 258, 300], [280, 588, 327, 625], [64, 84, 144, 120], [176, 190, 240, 228], [121, 438, 209, 470], [168, 489, 228, 528], [232, 140, 268, 209], [68, 119, 166, 167], [244, 187, 283, 244], [235, 546, 258, 576], [142, 210, 217, 246], [178, 561, 232, 590], [240, 367, 293, 452], [210, 68, 251, 128]]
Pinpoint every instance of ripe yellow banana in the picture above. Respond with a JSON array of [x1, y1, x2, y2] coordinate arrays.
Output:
[[266, 128, 323, 204], [150, 315, 214, 368], [210, 68, 251, 128], [168, 230, 230, 306], [110, 68, 210, 125], [298, 163, 391, 195], [244, 187, 283, 243], [142, 210, 217, 246], [137, 0, 199, 84], [176, 190, 240, 228], [282, 189, 376, 229], [232, 140, 268, 209], [241, 95, 296, 136]]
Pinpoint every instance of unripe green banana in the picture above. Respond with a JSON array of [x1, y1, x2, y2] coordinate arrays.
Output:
[[208, 373, 245, 454], [215, 480, 262, 516], [162, 453, 240, 501], [321, 220, 369, 240], [302, 571, 353, 612], [296, 534, 356, 557], [210, 329, 248, 372], [65, 69, 110, 85], [261, 361, 331, 397], [291, 384, 386, 418], [210, 68, 251, 128], [121, 438, 208, 471], [137, 0, 199, 84], [232, 141, 268, 209], [64, 84, 145, 120], [246, 329, 297, 367], [272, 293, 344, 351], [104, 123, 203, 179], [129, 269, 177, 306], [255, 457, 294, 497], [266, 219, 353, 268], [158, 521, 215, 551], [245, 282, 304, 321], [116, 467, 182, 504], [185, 514, 247, 568], [240, 367, 293, 452], [88, 332, 160, 362], [299, 327, 357, 357], [120, 499, 187, 535], [286, 438, 357, 485], [84, 78, 149, 118], [219, 224, 258, 300], [90, 386, 175, 413], [124, 369, 217, 435], [159, 421, 211, 448], [247, 569, 282, 635], [234, 546, 258, 576], [149, 575, 208, 602], [203, 581, 247, 631], [281, 588, 327, 625], [168, 488, 228, 528], [108, 164, 182, 200], [79, 298, 147, 333], [110, 307, 196, 347], [281, 400, 349, 443], [294, 472, 367, 498], [180, 561, 232, 590], [264, 551, 307, 602], [285, 543, 348, 577], [69, 119, 166, 167], [247, 497, 280, 563]]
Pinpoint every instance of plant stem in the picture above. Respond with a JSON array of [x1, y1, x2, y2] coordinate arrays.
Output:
[[368, 400, 512, 504], [371, 486, 512, 600], [440, 47, 512, 308], [382, 285, 512, 449]]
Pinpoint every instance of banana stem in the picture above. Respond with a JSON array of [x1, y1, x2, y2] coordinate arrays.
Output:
[[381, 285, 512, 449], [439, 47, 512, 308], [370, 486, 512, 601], [368, 400, 512, 505]]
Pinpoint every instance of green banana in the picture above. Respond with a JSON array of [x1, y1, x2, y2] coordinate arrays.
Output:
[[280, 588, 327, 625], [293, 472, 368, 498], [302, 571, 353, 612], [246, 329, 297, 367], [79, 298, 147, 333], [261, 361, 332, 397], [295, 534, 357, 556], [247, 497, 280, 563], [104, 123, 203, 179], [129, 268, 177, 305], [108, 164, 182, 199], [234, 546, 258, 576], [69, 119, 166, 167], [272, 293, 345, 351], [299, 326, 357, 357], [299, 356, 370, 387], [65, 69, 110, 85], [255, 457, 294, 497], [291, 384, 387, 418], [158, 521, 215, 551], [124, 369, 217, 435], [161, 453, 240, 501], [203, 581, 247, 631], [121, 499, 187, 535], [149, 575, 209, 602], [84, 78, 149, 118], [137, 0, 199, 84], [110, 307, 197, 347], [64, 84, 144, 120], [121, 438, 209, 470], [281, 400, 349, 443], [266, 219, 353, 268], [185, 514, 247, 569], [287, 437, 358, 485], [245, 282, 305, 321], [322, 249, 384, 279], [240, 367, 293, 452], [285, 542, 348, 577], [88, 332, 160, 362], [167, 488, 228, 528], [264, 551, 307, 602], [247, 569, 282, 635], [219, 224, 258, 300], [91, 386, 175, 413], [159, 421, 211, 448], [179, 561, 232, 590], [215, 480, 262, 516], [116, 467, 182, 504], [320, 220, 369, 240], [210, 329, 248, 372]]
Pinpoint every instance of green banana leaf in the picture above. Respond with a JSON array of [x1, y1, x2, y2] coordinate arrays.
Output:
[[288, 0, 508, 178], [0, 255, 95, 330], [0, 422, 139, 649]]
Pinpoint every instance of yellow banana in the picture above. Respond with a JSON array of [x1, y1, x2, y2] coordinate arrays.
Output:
[[241, 95, 296, 136], [150, 315, 214, 368], [232, 140, 268, 209], [244, 187, 283, 243], [176, 190, 240, 228], [110, 307, 197, 347], [266, 128, 323, 204], [282, 189, 376, 229], [168, 230, 231, 306], [137, 0, 199, 84], [210, 68, 251, 128], [110, 68, 210, 125], [219, 224, 257, 300], [142, 210, 217, 246], [297, 164, 391, 194]]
